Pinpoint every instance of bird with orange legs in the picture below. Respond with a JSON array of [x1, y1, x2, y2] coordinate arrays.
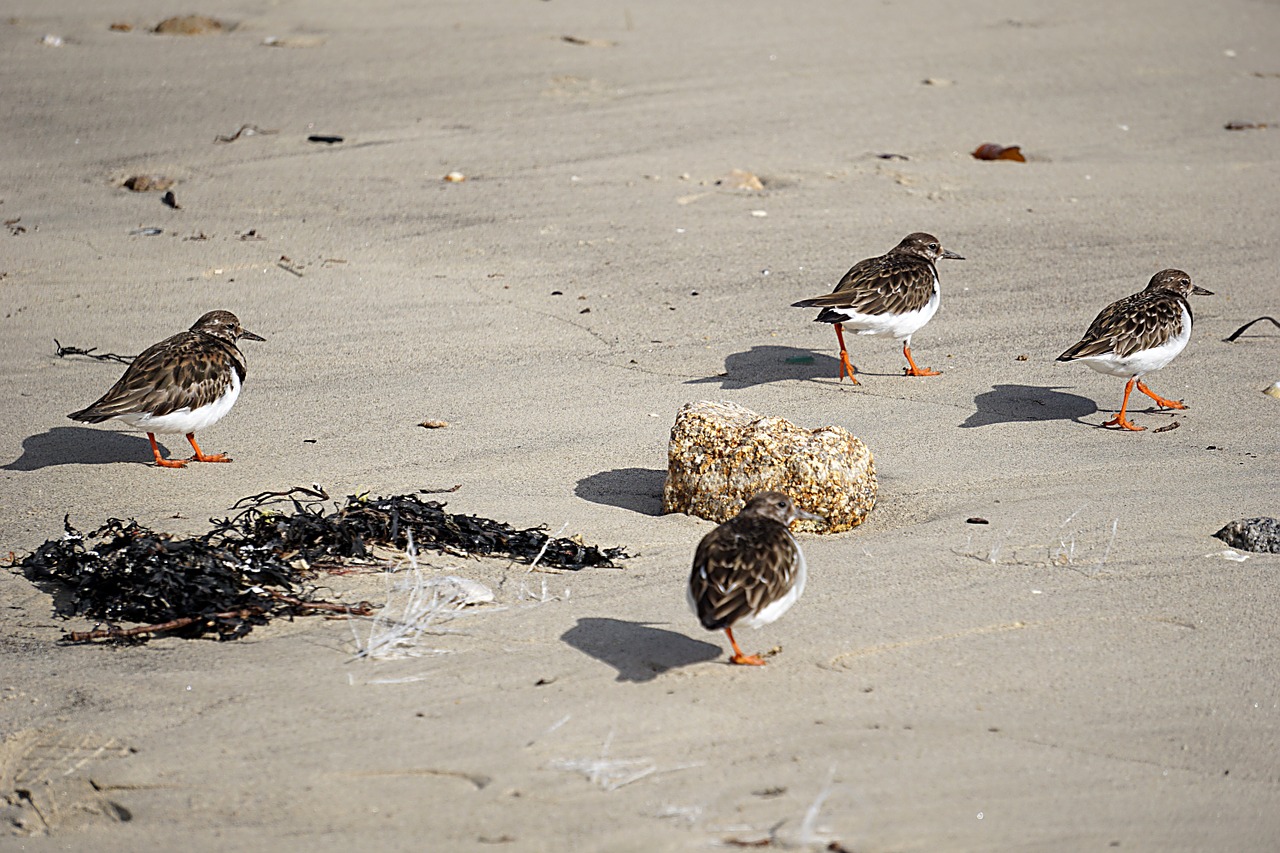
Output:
[[68, 310, 265, 467], [791, 232, 964, 383], [688, 492, 823, 666], [1057, 269, 1211, 431]]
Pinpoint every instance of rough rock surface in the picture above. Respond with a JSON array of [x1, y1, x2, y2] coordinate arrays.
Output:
[[1213, 517, 1280, 553], [662, 400, 876, 533]]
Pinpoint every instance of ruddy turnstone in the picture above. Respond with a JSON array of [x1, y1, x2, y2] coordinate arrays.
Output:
[[791, 232, 963, 383], [68, 310, 265, 467], [1057, 269, 1212, 432], [688, 491, 823, 666]]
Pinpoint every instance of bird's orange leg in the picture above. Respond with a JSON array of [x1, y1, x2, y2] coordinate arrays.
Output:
[[833, 323, 859, 384], [1135, 380, 1186, 410], [186, 433, 232, 463], [902, 342, 941, 377], [1102, 378, 1145, 431], [725, 627, 766, 666], [148, 433, 188, 468]]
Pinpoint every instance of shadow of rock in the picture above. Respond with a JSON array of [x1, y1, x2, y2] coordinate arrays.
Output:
[[961, 384, 1098, 428], [575, 468, 667, 516], [561, 617, 721, 682], [4, 427, 160, 470], [686, 345, 873, 389]]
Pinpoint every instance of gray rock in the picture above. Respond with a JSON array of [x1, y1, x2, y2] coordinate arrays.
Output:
[[661, 400, 876, 533], [1213, 517, 1280, 553]]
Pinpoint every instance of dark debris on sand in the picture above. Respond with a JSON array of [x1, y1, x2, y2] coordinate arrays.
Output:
[[15, 488, 629, 644]]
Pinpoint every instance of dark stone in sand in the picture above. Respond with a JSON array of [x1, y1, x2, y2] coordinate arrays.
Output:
[[1213, 517, 1280, 553]]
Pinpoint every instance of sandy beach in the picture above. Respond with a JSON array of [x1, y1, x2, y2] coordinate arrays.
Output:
[[2, 0, 1278, 849]]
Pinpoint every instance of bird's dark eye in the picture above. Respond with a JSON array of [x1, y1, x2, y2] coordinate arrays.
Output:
[[929, 243, 939, 251]]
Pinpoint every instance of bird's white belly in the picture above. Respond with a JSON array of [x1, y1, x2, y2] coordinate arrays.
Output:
[[117, 373, 241, 434], [1078, 309, 1191, 379], [834, 288, 939, 342]]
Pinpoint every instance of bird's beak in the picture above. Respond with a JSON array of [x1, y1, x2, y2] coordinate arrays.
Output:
[[1192, 285, 1213, 296], [240, 329, 266, 342], [792, 507, 827, 526], [942, 249, 965, 260]]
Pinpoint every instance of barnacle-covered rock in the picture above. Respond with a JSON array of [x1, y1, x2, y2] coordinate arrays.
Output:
[[662, 400, 875, 533]]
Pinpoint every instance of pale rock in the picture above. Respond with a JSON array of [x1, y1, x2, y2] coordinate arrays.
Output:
[[662, 400, 876, 533]]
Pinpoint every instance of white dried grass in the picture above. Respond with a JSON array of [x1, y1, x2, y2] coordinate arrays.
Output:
[[350, 532, 502, 661], [958, 511, 1120, 573], [549, 730, 700, 792], [527, 521, 569, 572], [549, 730, 656, 791]]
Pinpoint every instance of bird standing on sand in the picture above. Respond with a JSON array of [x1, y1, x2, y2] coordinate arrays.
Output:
[[791, 232, 964, 383], [688, 492, 823, 666], [68, 310, 265, 467], [1057, 269, 1212, 432]]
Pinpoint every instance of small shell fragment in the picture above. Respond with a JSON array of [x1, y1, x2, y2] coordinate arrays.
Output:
[[1263, 382, 1280, 399], [718, 169, 764, 191], [428, 576, 495, 605], [418, 419, 450, 429], [123, 175, 174, 192], [443, 171, 466, 183]]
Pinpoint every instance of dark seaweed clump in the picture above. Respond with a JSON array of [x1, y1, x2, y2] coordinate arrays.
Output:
[[214, 490, 629, 569], [16, 488, 628, 644], [20, 517, 318, 643]]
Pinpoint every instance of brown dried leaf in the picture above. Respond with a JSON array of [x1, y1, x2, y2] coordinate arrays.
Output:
[[418, 419, 450, 429], [972, 143, 1026, 162]]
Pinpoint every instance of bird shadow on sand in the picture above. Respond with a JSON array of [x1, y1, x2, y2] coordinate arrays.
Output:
[[561, 617, 721, 682], [686, 344, 883, 389], [575, 468, 667, 516], [4, 427, 161, 470], [961, 384, 1098, 428]]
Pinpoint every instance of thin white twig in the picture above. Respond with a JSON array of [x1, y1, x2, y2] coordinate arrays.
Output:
[[528, 522, 570, 572], [1098, 518, 1119, 568]]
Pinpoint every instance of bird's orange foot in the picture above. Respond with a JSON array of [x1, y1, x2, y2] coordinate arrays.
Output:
[[839, 355, 861, 385], [729, 653, 768, 666], [189, 452, 232, 463], [154, 457, 189, 469], [904, 366, 942, 377], [1101, 414, 1145, 432], [1136, 381, 1185, 410]]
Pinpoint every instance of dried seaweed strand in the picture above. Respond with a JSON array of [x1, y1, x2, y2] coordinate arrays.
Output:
[[53, 339, 136, 364], [1224, 316, 1280, 342]]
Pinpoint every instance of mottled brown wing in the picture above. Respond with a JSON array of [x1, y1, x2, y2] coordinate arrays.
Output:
[[69, 332, 244, 421], [689, 517, 800, 631], [1059, 291, 1185, 360], [794, 254, 937, 316]]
